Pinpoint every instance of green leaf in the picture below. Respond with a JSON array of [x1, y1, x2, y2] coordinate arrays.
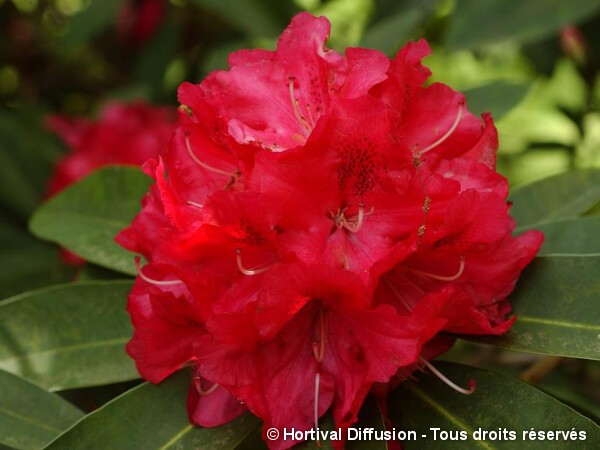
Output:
[[45, 370, 261, 450], [536, 217, 600, 256], [58, 0, 123, 52], [0, 369, 83, 450], [510, 169, 600, 232], [190, 0, 289, 38], [0, 281, 137, 391], [133, 19, 180, 102], [29, 166, 151, 276], [0, 108, 63, 223], [447, 0, 600, 50], [391, 362, 600, 448], [463, 82, 531, 121], [360, 7, 424, 55], [0, 222, 72, 299], [468, 256, 600, 360]]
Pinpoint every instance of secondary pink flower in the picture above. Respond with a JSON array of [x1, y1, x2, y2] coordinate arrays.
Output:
[[117, 12, 543, 449]]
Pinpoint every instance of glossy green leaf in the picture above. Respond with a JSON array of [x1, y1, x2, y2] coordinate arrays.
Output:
[[447, 0, 600, 50], [536, 217, 600, 256], [510, 169, 600, 232], [0, 281, 137, 391], [463, 82, 531, 121], [190, 0, 291, 38], [133, 19, 180, 102], [360, 7, 424, 55], [391, 362, 600, 448], [45, 370, 261, 450], [0, 109, 63, 222], [469, 256, 600, 360], [29, 166, 151, 276], [0, 222, 72, 299], [58, 0, 122, 52], [0, 369, 83, 450]]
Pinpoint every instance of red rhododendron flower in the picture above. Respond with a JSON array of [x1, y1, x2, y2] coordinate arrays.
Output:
[[117, 13, 543, 449]]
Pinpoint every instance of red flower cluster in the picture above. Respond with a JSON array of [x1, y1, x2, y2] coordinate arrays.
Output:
[[117, 13, 543, 449], [46, 101, 175, 196]]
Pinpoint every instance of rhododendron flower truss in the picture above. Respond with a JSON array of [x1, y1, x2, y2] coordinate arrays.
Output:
[[117, 12, 543, 449]]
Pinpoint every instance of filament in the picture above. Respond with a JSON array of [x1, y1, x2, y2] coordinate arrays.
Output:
[[420, 357, 476, 395], [235, 249, 272, 276], [288, 77, 311, 134], [411, 256, 465, 282], [135, 258, 183, 286], [184, 134, 238, 179], [314, 372, 321, 447], [186, 200, 204, 208], [419, 102, 464, 155], [193, 378, 220, 396], [383, 277, 413, 313]]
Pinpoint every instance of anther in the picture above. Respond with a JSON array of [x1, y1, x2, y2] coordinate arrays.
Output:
[[135, 258, 183, 286], [419, 102, 464, 155], [235, 248, 272, 276], [420, 357, 476, 395], [184, 134, 238, 179]]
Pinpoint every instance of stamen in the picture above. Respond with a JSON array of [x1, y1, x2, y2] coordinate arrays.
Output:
[[184, 134, 238, 179], [288, 77, 311, 134], [305, 103, 315, 129], [410, 256, 465, 282], [345, 202, 365, 233], [384, 278, 413, 313], [135, 258, 183, 286], [312, 309, 326, 363], [235, 249, 272, 276], [193, 376, 220, 396], [330, 204, 372, 233], [419, 102, 464, 155], [186, 200, 204, 208], [420, 357, 476, 395], [314, 372, 321, 447]]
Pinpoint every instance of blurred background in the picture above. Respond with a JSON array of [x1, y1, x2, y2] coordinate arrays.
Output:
[[1, 0, 599, 424]]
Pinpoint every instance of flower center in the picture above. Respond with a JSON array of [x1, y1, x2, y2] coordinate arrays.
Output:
[[329, 203, 372, 233]]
